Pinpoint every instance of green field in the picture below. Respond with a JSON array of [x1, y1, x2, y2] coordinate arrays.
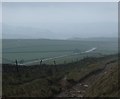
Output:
[[2, 39, 118, 65]]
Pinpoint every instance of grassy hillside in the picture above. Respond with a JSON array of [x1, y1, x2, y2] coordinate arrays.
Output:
[[2, 54, 119, 97], [85, 58, 119, 97]]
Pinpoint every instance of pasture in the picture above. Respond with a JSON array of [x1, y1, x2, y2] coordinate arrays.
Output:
[[2, 39, 118, 65]]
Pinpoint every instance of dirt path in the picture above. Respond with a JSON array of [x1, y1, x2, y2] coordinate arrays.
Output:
[[57, 58, 117, 97]]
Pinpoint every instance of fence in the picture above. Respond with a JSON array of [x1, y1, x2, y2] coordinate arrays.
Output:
[[2, 47, 106, 66]]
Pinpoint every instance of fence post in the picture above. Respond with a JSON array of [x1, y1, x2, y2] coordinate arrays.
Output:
[[53, 60, 56, 66], [53, 60, 57, 72], [40, 60, 42, 66], [15, 59, 19, 72]]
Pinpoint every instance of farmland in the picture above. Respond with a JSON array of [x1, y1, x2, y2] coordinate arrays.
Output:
[[2, 38, 119, 97], [2, 39, 118, 65]]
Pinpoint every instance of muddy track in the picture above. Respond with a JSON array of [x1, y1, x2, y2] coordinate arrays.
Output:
[[57, 59, 117, 97], [78, 59, 117, 83]]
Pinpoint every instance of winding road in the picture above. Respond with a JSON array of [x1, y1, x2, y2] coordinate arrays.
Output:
[[19, 47, 97, 65]]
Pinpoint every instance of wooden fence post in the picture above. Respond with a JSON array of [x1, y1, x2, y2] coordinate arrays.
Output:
[[53, 60, 56, 66], [40, 60, 42, 66], [53, 60, 57, 72], [15, 59, 19, 72]]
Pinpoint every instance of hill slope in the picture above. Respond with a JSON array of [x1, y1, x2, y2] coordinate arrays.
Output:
[[2, 54, 119, 97], [57, 54, 119, 97]]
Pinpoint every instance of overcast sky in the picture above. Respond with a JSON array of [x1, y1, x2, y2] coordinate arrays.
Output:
[[2, 2, 118, 39]]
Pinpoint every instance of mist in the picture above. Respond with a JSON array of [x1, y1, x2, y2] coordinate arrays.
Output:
[[2, 2, 118, 39]]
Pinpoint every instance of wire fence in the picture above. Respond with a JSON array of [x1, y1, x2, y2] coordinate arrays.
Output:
[[2, 47, 105, 66]]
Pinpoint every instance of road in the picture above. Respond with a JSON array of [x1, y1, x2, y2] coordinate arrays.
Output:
[[19, 47, 97, 65]]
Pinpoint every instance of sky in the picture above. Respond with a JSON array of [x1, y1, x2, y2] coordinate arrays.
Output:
[[2, 2, 118, 39], [1, 0, 119, 2]]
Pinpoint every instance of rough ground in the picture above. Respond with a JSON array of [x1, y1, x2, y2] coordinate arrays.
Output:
[[57, 57, 118, 97]]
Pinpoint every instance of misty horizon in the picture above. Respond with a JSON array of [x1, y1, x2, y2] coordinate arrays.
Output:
[[2, 2, 118, 39]]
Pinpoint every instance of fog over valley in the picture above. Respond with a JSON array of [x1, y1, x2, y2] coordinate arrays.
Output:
[[2, 2, 118, 39]]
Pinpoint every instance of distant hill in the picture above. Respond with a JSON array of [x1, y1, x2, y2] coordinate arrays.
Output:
[[2, 24, 54, 39], [67, 37, 118, 42]]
